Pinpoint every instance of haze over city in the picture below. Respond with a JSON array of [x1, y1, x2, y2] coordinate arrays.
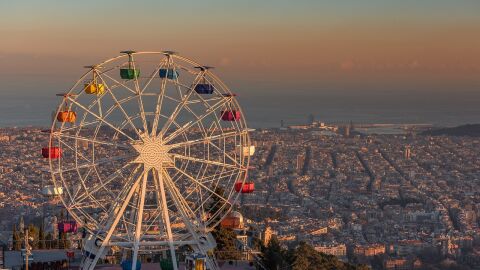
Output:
[[1, 0, 480, 127]]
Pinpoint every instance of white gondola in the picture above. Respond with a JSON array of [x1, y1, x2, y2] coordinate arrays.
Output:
[[237, 145, 255, 156], [42, 185, 63, 196]]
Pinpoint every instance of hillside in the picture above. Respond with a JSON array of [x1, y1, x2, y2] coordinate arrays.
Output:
[[421, 124, 480, 137]]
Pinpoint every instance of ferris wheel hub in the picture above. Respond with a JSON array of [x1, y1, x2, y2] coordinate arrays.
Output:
[[130, 133, 174, 170]]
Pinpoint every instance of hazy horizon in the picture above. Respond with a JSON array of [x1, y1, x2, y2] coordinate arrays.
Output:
[[1, 0, 479, 127]]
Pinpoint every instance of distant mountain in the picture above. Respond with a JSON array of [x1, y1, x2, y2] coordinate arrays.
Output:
[[421, 124, 480, 137]]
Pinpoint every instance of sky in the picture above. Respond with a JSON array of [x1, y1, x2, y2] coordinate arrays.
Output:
[[1, 0, 480, 127]]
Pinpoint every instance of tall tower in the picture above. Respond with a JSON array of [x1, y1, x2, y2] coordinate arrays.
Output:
[[404, 146, 411, 160], [308, 114, 315, 125], [344, 125, 350, 137], [296, 154, 304, 171]]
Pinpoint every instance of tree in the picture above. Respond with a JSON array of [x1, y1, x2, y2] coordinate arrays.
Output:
[[206, 186, 227, 225], [291, 242, 369, 270], [261, 236, 288, 270], [12, 225, 22, 250], [38, 224, 45, 249], [28, 224, 40, 249], [259, 241, 370, 270], [212, 227, 242, 260]]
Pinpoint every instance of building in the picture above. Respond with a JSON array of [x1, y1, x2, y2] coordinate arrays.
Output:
[[309, 226, 328, 236], [353, 244, 386, 258], [262, 226, 274, 246], [384, 258, 409, 270], [315, 243, 347, 258]]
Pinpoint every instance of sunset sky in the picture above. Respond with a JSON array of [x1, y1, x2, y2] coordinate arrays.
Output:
[[1, 0, 480, 126]]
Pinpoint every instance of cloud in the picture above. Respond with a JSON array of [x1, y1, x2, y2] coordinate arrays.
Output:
[[339, 60, 355, 71], [219, 57, 231, 67], [408, 60, 420, 69]]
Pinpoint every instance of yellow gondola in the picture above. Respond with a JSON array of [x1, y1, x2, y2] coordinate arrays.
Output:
[[84, 68, 105, 95]]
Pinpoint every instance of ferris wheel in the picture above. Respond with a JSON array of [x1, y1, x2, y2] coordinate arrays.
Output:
[[43, 51, 255, 270]]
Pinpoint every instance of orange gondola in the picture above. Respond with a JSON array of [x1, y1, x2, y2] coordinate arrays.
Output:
[[220, 211, 244, 229], [57, 111, 76, 123], [55, 93, 76, 123]]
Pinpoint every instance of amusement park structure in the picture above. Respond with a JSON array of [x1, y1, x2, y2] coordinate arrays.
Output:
[[42, 51, 255, 270]]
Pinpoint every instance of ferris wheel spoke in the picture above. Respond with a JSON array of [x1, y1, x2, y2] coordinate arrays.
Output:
[[176, 80, 223, 112], [96, 73, 143, 139], [66, 97, 135, 141], [153, 169, 178, 268], [207, 140, 243, 167], [162, 170, 199, 223], [171, 154, 240, 170], [54, 154, 134, 175], [131, 167, 149, 270], [151, 63, 170, 136], [95, 165, 143, 231], [101, 72, 137, 94], [72, 167, 94, 199], [162, 97, 234, 144], [170, 166, 231, 206], [72, 163, 140, 206], [163, 94, 182, 104], [168, 130, 244, 149], [128, 59, 149, 134], [140, 59, 166, 94], [57, 138, 92, 163], [88, 167, 145, 269], [158, 71, 204, 137], [194, 168, 239, 183], [53, 133, 130, 149]]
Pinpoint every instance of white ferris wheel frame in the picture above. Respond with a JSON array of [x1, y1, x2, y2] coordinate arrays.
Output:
[[47, 51, 252, 270]]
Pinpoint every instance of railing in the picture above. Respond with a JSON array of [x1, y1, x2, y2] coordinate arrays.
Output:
[[219, 240, 267, 270], [10, 240, 83, 251]]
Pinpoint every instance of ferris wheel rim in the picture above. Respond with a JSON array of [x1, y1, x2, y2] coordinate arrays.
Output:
[[47, 50, 252, 240]]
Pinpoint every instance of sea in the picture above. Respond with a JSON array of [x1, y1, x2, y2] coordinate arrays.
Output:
[[1, 87, 479, 129]]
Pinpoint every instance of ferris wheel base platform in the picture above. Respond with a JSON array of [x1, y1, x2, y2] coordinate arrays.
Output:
[[92, 261, 255, 270]]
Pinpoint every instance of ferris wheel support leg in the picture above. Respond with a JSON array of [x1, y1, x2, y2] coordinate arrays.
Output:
[[131, 169, 149, 270], [162, 171, 219, 270], [155, 169, 178, 270], [81, 171, 143, 270], [188, 233, 219, 270]]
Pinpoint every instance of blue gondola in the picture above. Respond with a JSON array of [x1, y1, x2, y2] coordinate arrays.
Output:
[[159, 68, 179, 79], [194, 84, 214, 94], [121, 260, 141, 270]]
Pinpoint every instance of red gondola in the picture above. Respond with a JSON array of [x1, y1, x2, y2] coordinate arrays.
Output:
[[66, 251, 75, 258], [221, 110, 241, 121], [42, 147, 62, 159], [234, 182, 254, 193], [58, 221, 78, 233]]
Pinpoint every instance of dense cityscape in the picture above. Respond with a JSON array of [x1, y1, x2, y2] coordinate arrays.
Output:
[[1, 122, 479, 269]]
